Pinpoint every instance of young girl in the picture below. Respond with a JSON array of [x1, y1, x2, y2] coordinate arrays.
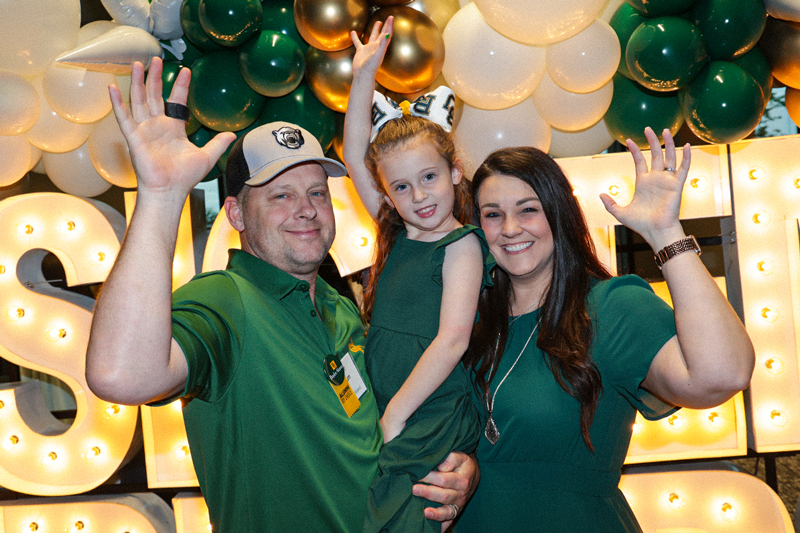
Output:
[[343, 17, 493, 533]]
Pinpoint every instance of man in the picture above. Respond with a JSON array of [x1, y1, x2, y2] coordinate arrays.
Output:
[[86, 57, 475, 532]]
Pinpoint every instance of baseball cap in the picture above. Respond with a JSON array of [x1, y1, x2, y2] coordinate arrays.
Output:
[[225, 121, 348, 198]]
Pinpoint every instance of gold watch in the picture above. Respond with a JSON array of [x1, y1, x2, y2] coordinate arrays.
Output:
[[654, 235, 701, 269]]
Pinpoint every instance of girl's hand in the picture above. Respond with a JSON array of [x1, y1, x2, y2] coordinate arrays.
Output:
[[379, 412, 405, 444], [600, 127, 691, 250], [109, 57, 235, 198], [350, 16, 393, 79]]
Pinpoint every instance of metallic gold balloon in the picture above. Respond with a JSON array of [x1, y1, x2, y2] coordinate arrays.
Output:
[[305, 46, 357, 112], [785, 86, 800, 128], [368, 6, 445, 94], [294, 0, 369, 51], [407, 0, 460, 31], [757, 17, 800, 89], [370, 0, 412, 6]]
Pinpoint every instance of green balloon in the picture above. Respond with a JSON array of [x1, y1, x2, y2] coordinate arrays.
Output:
[[180, 0, 223, 52], [199, 0, 263, 48], [679, 61, 764, 143], [689, 0, 766, 61], [604, 73, 684, 147], [188, 50, 266, 132], [262, 0, 308, 54], [258, 83, 339, 151], [215, 121, 260, 172], [189, 126, 224, 181], [186, 114, 202, 136], [626, 16, 708, 92], [157, 61, 183, 101], [609, 3, 648, 79], [733, 47, 773, 108], [626, 0, 699, 17], [239, 30, 305, 97]]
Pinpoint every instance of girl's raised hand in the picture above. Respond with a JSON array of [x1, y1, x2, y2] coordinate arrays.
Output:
[[109, 57, 235, 198], [600, 127, 691, 249], [350, 16, 393, 79]]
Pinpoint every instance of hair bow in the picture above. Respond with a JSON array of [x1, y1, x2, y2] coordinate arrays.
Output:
[[370, 86, 456, 142]]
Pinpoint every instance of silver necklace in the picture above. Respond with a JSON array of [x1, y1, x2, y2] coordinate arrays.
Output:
[[484, 316, 541, 445]]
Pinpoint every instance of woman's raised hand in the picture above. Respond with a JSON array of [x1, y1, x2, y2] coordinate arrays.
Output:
[[350, 16, 393, 79], [600, 127, 691, 250], [108, 57, 236, 197]]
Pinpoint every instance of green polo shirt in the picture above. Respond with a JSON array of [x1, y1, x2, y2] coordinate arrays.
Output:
[[170, 249, 381, 532]]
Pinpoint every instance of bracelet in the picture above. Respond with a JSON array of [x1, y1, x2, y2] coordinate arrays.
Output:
[[654, 235, 701, 269]]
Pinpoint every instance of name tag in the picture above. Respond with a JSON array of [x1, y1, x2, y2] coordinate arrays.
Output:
[[341, 353, 367, 399]]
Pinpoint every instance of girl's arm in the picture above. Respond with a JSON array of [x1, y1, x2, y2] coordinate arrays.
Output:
[[380, 233, 484, 442], [601, 127, 755, 409], [343, 17, 393, 220]]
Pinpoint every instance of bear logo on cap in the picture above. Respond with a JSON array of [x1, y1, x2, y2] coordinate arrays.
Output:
[[273, 127, 304, 149]]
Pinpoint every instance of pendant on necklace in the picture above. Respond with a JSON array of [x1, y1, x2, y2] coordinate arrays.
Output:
[[484, 416, 500, 445]]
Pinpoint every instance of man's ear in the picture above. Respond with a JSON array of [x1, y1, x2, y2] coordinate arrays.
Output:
[[224, 195, 245, 232], [451, 158, 464, 186]]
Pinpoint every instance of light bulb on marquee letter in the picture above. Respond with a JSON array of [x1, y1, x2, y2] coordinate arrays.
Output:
[[0, 192, 138, 496]]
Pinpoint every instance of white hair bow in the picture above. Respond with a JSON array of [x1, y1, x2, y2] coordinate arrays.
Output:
[[370, 86, 456, 142]]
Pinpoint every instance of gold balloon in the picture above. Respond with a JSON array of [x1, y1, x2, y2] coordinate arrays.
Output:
[[407, 0, 460, 31], [785, 86, 800, 129], [294, 0, 370, 51], [305, 46, 357, 112], [370, 0, 412, 6], [757, 17, 800, 89], [369, 6, 445, 94]]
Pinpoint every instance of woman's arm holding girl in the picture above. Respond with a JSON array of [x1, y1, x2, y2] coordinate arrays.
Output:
[[343, 17, 394, 220], [380, 233, 484, 442], [601, 127, 755, 408]]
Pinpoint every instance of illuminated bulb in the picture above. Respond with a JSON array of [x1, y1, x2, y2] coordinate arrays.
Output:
[[47, 451, 57, 462], [0, 265, 5, 275], [0, 400, 4, 409], [631, 419, 643, 435], [668, 492, 684, 510], [351, 234, 370, 249], [752, 211, 771, 225], [18, 224, 34, 235], [105, 404, 121, 418], [756, 259, 775, 275], [720, 502, 738, 522], [708, 411, 724, 429], [748, 166, 765, 181], [770, 409, 788, 427], [174, 444, 191, 461], [171, 399, 183, 412], [7, 307, 24, 321], [59, 220, 76, 233], [572, 186, 583, 200], [2, 435, 20, 450], [765, 358, 784, 374], [608, 184, 621, 197], [27, 523, 39, 532], [794, 177, 800, 189], [688, 176, 709, 192], [667, 414, 684, 428], [761, 306, 779, 322], [46, 327, 67, 342], [70, 520, 85, 532], [84, 446, 102, 462], [96, 251, 106, 262]]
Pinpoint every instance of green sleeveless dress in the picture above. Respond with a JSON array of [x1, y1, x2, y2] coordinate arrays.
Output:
[[363, 225, 494, 533]]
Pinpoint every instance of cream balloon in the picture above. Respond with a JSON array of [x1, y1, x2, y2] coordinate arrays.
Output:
[[454, 99, 551, 179], [88, 113, 137, 189], [600, 0, 627, 23], [55, 26, 163, 75], [78, 20, 120, 44], [151, 0, 184, 40], [42, 62, 116, 124], [100, 0, 150, 31], [42, 141, 113, 197], [532, 73, 613, 132], [0, 0, 80, 76], [442, 3, 546, 110], [0, 135, 33, 187], [25, 77, 93, 153], [407, 0, 460, 31], [0, 72, 40, 135], [28, 144, 43, 172], [473, 0, 606, 46], [548, 120, 615, 158], [764, 0, 800, 22], [546, 20, 620, 94]]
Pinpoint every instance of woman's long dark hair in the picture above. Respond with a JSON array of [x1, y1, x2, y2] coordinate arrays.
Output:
[[464, 147, 612, 450], [360, 116, 470, 323]]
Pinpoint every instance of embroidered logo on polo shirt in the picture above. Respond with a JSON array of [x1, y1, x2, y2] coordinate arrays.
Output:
[[273, 127, 304, 149]]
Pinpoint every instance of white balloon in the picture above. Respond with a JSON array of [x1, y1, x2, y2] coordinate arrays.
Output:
[[78, 20, 120, 44], [546, 20, 620, 94], [28, 144, 43, 172], [0, 71, 40, 135], [150, 0, 184, 40], [42, 140, 113, 197], [100, 0, 151, 31], [0, 0, 80, 76], [0, 134, 33, 187], [56, 26, 164, 74], [532, 73, 613, 132], [454, 99, 551, 179], [25, 76, 93, 153], [442, 3, 546, 110], [764, 0, 800, 22], [42, 62, 115, 124], [473, 0, 607, 46], [548, 120, 615, 158], [600, 0, 627, 23], [88, 113, 137, 188]]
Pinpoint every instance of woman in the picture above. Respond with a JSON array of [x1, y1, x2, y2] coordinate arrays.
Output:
[[458, 127, 754, 532]]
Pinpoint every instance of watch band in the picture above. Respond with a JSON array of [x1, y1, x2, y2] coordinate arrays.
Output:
[[654, 235, 701, 269]]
